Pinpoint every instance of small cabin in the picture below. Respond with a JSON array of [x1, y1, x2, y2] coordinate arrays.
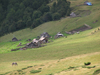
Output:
[[70, 12, 76, 17], [12, 37, 18, 42], [54, 32, 64, 39]]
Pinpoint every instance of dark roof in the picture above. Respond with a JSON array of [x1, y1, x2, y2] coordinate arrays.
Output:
[[12, 37, 18, 41]]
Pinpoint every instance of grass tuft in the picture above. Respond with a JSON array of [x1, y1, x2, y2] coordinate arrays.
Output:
[[30, 70, 41, 74], [93, 69, 100, 75], [68, 66, 75, 70], [22, 68, 27, 70], [22, 72, 26, 74], [27, 66, 33, 68], [17, 70, 22, 72], [82, 65, 96, 69], [38, 68, 42, 70]]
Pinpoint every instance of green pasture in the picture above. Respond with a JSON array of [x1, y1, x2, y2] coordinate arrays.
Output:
[[0, 27, 100, 62]]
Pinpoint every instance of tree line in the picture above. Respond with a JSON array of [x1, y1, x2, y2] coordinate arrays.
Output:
[[0, 0, 71, 36]]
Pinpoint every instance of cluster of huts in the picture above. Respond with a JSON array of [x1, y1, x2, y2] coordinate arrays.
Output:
[[11, 23, 92, 51], [11, 32, 65, 51], [26, 32, 50, 48]]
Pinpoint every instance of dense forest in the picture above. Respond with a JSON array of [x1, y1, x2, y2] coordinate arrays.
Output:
[[0, 0, 71, 36]]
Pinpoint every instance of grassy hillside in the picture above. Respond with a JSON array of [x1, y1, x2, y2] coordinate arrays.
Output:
[[0, 0, 100, 75], [0, 27, 100, 74]]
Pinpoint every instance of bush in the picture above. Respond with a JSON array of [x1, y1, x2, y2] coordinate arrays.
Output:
[[84, 62, 91, 65], [68, 66, 75, 69], [82, 65, 95, 69], [93, 69, 100, 75], [22, 68, 27, 70], [27, 66, 33, 68], [30, 70, 41, 74], [86, 66, 95, 69], [19, 73, 21, 74], [17, 70, 22, 72], [38, 68, 42, 70], [22, 72, 26, 74]]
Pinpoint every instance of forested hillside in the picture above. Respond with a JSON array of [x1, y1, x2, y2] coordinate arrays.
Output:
[[0, 0, 71, 37]]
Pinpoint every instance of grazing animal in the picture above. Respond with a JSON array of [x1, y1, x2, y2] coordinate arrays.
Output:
[[12, 62, 18, 66]]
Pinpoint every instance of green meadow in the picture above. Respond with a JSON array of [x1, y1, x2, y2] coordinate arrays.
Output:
[[0, 0, 100, 75]]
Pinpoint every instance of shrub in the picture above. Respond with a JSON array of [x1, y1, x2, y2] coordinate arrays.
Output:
[[38, 68, 42, 70], [86, 66, 95, 69], [30, 70, 41, 74], [82, 65, 95, 69], [14, 73, 17, 74], [84, 62, 91, 65], [93, 69, 100, 75], [22, 72, 26, 74], [17, 70, 22, 72], [22, 68, 27, 70], [68, 66, 75, 69], [19, 73, 21, 74], [27, 66, 33, 68]]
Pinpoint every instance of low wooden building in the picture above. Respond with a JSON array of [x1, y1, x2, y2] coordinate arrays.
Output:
[[12, 37, 18, 42]]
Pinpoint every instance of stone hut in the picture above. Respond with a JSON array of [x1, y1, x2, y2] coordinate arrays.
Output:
[[12, 37, 18, 42], [26, 40, 41, 48], [70, 12, 76, 17], [39, 36, 48, 44], [40, 32, 50, 39], [54, 32, 64, 39]]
